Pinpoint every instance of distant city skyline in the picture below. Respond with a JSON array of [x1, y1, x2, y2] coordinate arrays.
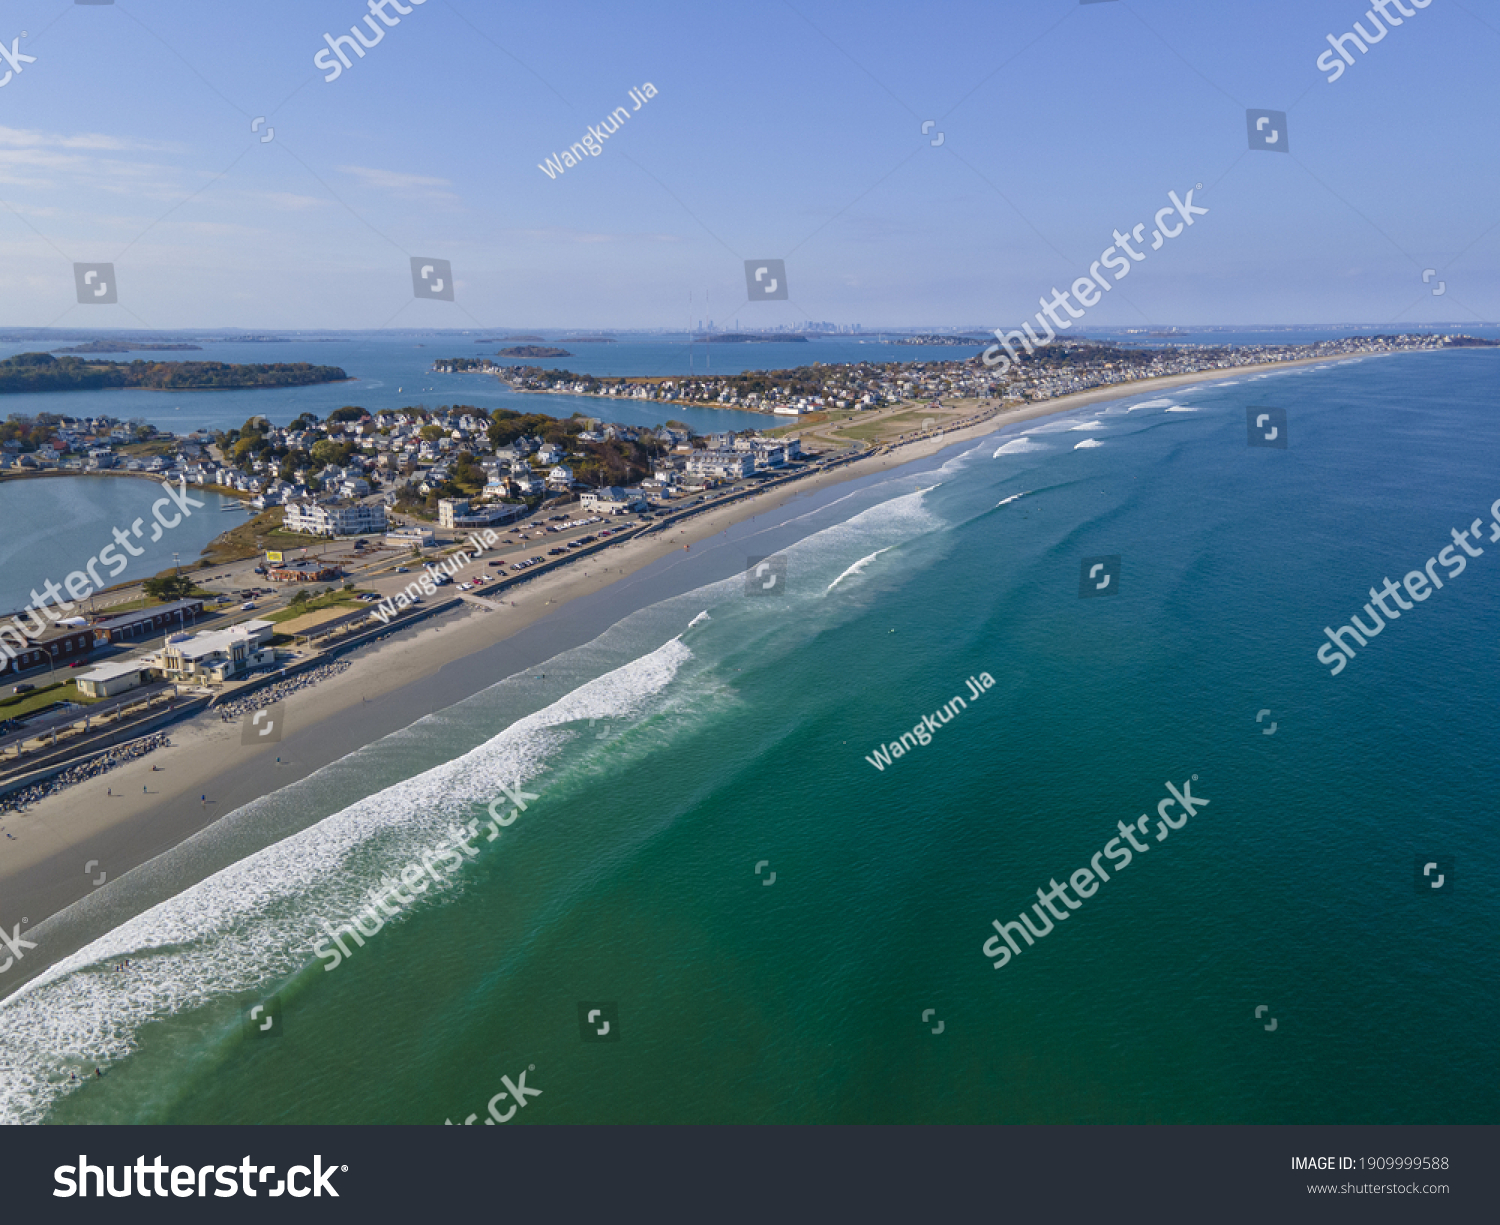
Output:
[[1, 0, 1495, 331]]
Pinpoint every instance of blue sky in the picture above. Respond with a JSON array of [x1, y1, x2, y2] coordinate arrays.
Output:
[[1, 0, 1497, 330]]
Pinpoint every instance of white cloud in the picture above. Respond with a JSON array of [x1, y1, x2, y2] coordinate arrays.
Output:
[[336, 164, 459, 202]]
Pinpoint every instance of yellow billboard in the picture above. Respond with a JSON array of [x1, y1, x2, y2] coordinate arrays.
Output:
[[265, 550, 284, 563]]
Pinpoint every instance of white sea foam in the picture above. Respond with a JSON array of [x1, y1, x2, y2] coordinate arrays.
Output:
[[996, 491, 1029, 507], [1073, 439, 1105, 449], [1069, 421, 1106, 431], [993, 437, 1046, 457], [1165, 407, 1200, 412], [936, 441, 988, 473], [1126, 399, 1175, 411], [825, 547, 893, 593], [0, 637, 694, 1125], [688, 611, 710, 628]]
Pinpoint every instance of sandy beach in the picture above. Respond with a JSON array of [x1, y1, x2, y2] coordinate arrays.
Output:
[[0, 354, 1351, 944]]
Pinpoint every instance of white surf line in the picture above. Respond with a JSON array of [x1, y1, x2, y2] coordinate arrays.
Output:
[[996, 491, 1030, 506], [825, 546, 894, 593]]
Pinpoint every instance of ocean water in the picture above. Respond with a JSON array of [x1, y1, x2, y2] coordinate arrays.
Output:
[[2, 349, 1496, 1124]]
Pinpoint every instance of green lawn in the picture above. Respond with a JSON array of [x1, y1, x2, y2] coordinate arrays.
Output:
[[263, 589, 370, 623], [0, 679, 100, 718]]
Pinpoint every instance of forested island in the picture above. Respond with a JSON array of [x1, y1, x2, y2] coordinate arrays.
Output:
[[498, 345, 572, 358], [0, 352, 349, 393], [52, 340, 203, 353]]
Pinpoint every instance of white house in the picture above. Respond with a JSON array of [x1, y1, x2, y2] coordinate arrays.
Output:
[[580, 486, 647, 515], [685, 450, 753, 481]]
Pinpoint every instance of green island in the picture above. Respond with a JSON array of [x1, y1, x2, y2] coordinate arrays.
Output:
[[498, 345, 572, 358], [0, 351, 349, 394]]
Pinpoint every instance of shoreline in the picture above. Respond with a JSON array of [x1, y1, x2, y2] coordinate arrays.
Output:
[[0, 351, 1366, 961]]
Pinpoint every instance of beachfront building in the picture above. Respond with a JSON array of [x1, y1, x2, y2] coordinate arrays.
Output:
[[385, 526, 435, 548], [734, 437, 788, 468], [76, 659, 147, 698], [154, 620, 275, 684], [0, 624, 96, 677], [437, 498, 526, 530], [579, 487, 647, 515], [283, 499, 388, 538], [685, 450, 754, 481], [90, 599, 207, 644]]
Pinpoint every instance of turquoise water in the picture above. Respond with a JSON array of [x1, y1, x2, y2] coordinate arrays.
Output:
[[3, 351, 1497, 1123]]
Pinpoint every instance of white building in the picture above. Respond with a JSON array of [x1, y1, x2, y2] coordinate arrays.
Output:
[[283, 499, 388, 537], [579, 486, 647, 515], [76, 659, 147, 699], [438, 497, 525, 530], [385, 526, 435, 548], [155, 621, 275, 684], [685, 450, 754, 481]]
